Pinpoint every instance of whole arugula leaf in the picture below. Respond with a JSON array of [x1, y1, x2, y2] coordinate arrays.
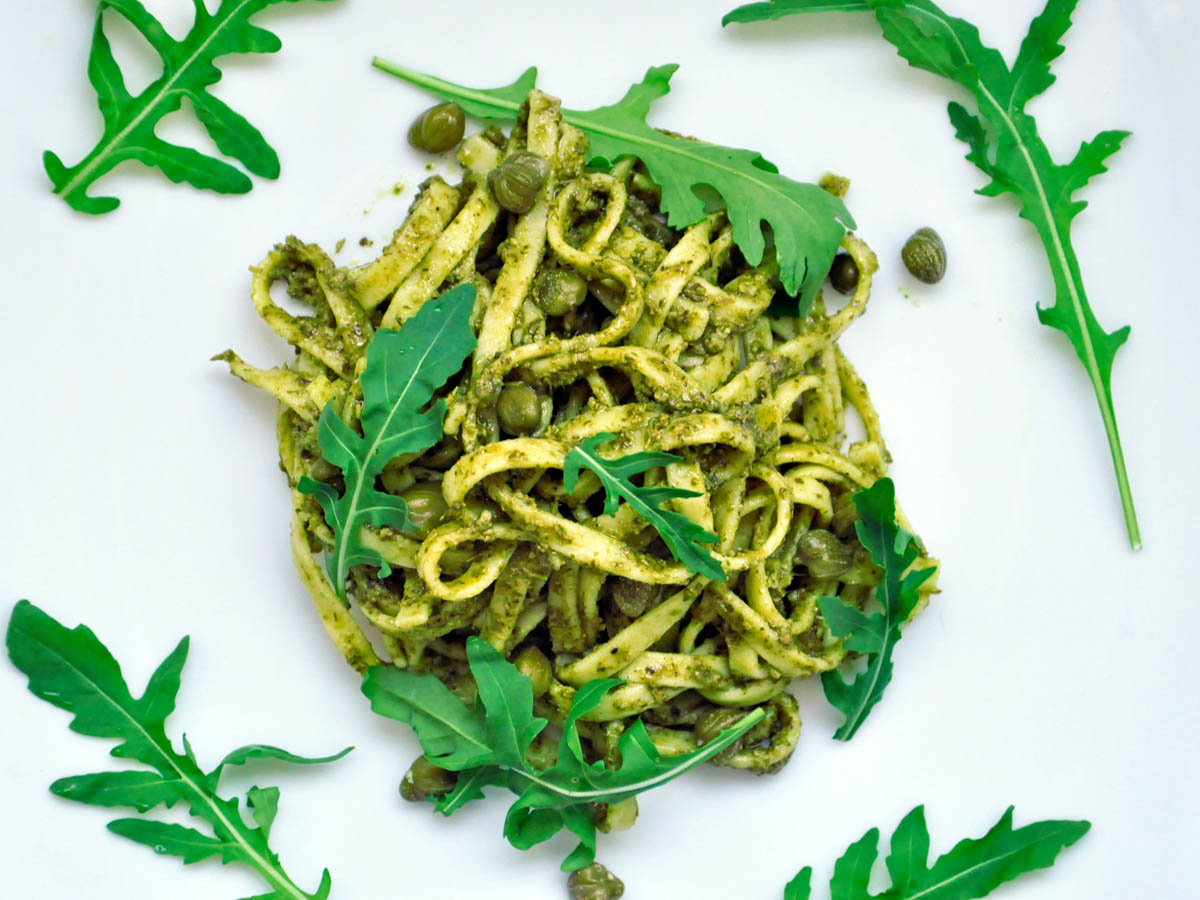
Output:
[[362, 636, 764, 871], [723, 0, 1141, 549], [371, 58, 854, 312], [562, 432, 724, 582], [817, 478, 935, 740], [299, 283, 476, 599], [44, 0, 337, 215], [6, 600, 349, 899], [783, 804, 1090, 899]]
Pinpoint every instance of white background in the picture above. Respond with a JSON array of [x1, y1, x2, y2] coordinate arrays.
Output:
[[2, 0, 1197, 897]]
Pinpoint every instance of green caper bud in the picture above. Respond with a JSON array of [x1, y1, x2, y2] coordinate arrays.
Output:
[[397, 483, 448, 537], [901, 227, 947, 284], [828, 252, 860, 295], [567, 862, 625, 900], [533, 268, 588, 316], [407, 102, 465, 153], [693, 707, 749, 745], [797, 528, 855, 579], [487, 151, 550, 214], [830, 492, 859, 539], [611, 577, 655, 618], [399, 756, 456, 802], [497, 382, 542, 436], [513, 646, 552, 698]]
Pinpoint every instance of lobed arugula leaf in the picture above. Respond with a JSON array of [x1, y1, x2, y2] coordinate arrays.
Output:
[[817, 478, 935, 740], [299, 283, 476, 600], [722, 0, 1141, 549], [5, 600, 348, 899], [783, 804, 1090, 898], [563, 432, 724, 582], [371, 58, 855, 313], [362, 636, 763, 871], [45, 0, 337, 215]]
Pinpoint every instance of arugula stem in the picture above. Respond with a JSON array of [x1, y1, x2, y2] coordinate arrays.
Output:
[[44, 641, 311, 899], [509, 707, 766, 802], [371, 58, 522, 113]]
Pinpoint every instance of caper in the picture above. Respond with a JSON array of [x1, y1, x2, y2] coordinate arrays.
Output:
[[797, 528, 854, 579], [399, 756, 456, 802], [487, 150, 550, 214], [693, 707, 748, 745], [567, 862, 625, 900], [397, 483, 448, 537], [420, 434, 462, 470], [611, 577, 655, 618], [830, 492, 859, 539], [533, 268, 588, 316], [513, 646, 552, 698], [497, 382, 542, 435], [828, 252, 860, 295], [406, 102, 465, 153], [901, 227, 947, 284]]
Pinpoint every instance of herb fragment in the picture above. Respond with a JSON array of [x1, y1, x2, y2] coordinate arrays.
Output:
[[723, 0, 1141, 548], [818, 478, 935, 740], [371, 59, 855, 312], [5, 600, 348, 899], [45, 0, 337, 215], [563, 433, 724, 582], [299, 283, 476, 599], [783, 804, 1090, 899], [362, 636, 762, 871]]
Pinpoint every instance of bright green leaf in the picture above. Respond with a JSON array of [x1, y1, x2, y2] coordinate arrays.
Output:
[[818, 478, 935, 740], [6, 600, 343, 899], [108, 819, 232, 865], [781, 804, 1090, 898], [246, 786, 280, 838], [300, 283, 477, 599], [563, 432, 724, 581], [45, 0, 338, 214], [51, 770, 181, 813]]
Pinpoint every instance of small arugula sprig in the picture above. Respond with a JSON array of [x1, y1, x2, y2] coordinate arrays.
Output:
[[371, 59, 854, 313], [723, 0, 1141, 549], [6, 600, 348, 899], [818, 478, 935, 741], [563, 433, 724, 582], [45, 0, 336, 214], [783, 805, 1090, 899], [363, 636, 763, 871], [300, 283, 476, 599]]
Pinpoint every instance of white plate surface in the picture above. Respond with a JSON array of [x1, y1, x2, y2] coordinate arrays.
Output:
[[2, 1, 1197, 897]]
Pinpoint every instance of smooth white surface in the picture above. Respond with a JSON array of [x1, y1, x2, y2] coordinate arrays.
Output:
[[1, 1, 1197, 897]]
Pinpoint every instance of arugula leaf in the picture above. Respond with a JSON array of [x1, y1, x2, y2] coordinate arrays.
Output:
[[817, 478, 935, 740], [371, 58, 854, 312], [299, 283, 476, 599], [44, 0, 337, 215], [722, 0, 1141, 549], [563, 432, 724, 582], [6, 600, 348, 899], [782, 804, 1090, 898], [362, 636, 763, 871]]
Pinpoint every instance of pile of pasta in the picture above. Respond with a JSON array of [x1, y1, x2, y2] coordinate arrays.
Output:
[[223, 90, 937, 775]]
